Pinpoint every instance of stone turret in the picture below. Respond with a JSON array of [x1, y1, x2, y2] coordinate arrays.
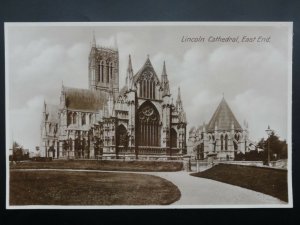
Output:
[[161, 61, 170, 97]]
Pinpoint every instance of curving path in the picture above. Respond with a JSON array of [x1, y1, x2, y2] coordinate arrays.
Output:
[[12, 169, 286, 206], [145, 171, 286, 206]]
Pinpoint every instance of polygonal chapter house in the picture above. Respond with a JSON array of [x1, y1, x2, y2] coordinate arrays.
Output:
[[40, 36, 187, 160], [188, 97, 250, 160]]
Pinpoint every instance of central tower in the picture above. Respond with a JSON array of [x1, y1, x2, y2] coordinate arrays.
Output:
[[88, 34, 119, 98]]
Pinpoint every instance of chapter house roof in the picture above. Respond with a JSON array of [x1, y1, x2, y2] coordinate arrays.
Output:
[[206, 97, 242, 132], [64, 87, 107, 111]]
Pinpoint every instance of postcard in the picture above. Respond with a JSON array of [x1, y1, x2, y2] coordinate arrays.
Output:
[[5, 22, 293, 209]]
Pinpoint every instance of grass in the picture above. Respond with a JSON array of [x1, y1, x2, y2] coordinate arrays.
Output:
[[10, 170, 181, 205], [191, 164, 288, 202], [10, 160, 183, 172]]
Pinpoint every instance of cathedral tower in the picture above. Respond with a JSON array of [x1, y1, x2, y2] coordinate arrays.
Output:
[[88, 33, 119, 98]]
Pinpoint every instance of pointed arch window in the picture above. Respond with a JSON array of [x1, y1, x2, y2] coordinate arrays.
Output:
[[69, 138, 73, 151], [110, 62, 113, 80], [89, 114, 92, 124], [220, 134, 224, 150], [67, 112, 72, 125], [139, 71, 156, 99], [170, 128, 177, 148], [139, 83, 143, 97], [225, 134, 228, 150], [98, 64, 101, 82], [82, 113, 86, 125], [73, 112, 77, 124], [106, 62, 110, 83], [137, 101, 160, 146], [100, 61, 104, 82], [152, 81, 155, 99]]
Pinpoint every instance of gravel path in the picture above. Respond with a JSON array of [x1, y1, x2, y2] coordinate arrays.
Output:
[[144, 171, 286, 206]]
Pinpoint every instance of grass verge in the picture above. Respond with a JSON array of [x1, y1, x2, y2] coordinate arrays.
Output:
[[10, 160, 183, 172], [191, 164, 288, 202], [10, 170, 181, 205]]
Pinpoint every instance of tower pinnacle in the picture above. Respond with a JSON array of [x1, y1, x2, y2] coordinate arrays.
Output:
[[126, 54, 135, 91], [162, 61, 167, 75], [161, 61, 170, 96], [177, 86, 181, 102], [176, 86, 183, 112]]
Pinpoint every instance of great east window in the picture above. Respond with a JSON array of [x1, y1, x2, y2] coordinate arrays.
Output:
[[137, 101, 160, 146]]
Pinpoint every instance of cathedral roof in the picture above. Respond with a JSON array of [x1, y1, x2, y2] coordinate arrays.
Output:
[[64, 87, 107, 111], [206, 97, 242, 132], [45, 103, 59, 124]]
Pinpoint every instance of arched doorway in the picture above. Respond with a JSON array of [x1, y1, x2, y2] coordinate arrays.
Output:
[[137, 101, 160, 147], [170, 128, 177, 148], [117, 124, 128, 147], [116, 124, 128, 158]]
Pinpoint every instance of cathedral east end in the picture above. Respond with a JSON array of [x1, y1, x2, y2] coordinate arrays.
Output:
[[41, 37, 252, 161], [40, 38, 187, 160]]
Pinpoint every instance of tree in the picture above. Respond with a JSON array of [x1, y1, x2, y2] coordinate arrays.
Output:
[[12, 141, 24, 161], [256, 131, 288, 162], [267, 131, 287, 160]]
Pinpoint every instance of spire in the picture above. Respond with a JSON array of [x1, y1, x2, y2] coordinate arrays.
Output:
[[43, 100, 46, 112], [60, 82, 66, 108], [126, 54, 135, 91], [92, 30, 96, 47], [161, 61, 170, 96], [176, 86, 186, 124], [176, 86, 183, 111], [162, 61, 167, 76], [127, 54, 133, 76]]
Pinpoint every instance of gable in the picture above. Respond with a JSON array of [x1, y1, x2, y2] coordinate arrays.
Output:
[[133, 58, 160, 84]]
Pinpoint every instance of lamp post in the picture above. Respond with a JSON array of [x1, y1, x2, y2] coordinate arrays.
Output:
[[265, 125, 273, 166]]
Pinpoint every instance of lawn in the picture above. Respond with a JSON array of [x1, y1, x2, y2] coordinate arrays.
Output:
[[10, 160, 183, 172], [191, 164, 288, 202], [10, 170, 181, 205]]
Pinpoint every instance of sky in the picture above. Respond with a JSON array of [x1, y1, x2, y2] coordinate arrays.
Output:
[[5, 23, 292, 152]]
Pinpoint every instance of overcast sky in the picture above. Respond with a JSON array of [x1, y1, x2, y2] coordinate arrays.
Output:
[[5, 23, 292, 151]]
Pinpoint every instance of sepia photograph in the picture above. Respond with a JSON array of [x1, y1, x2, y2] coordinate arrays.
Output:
[[5, 22, 293, 209]]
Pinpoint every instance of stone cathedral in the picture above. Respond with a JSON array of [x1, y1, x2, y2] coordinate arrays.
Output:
[[40, 36, 187, 160]]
